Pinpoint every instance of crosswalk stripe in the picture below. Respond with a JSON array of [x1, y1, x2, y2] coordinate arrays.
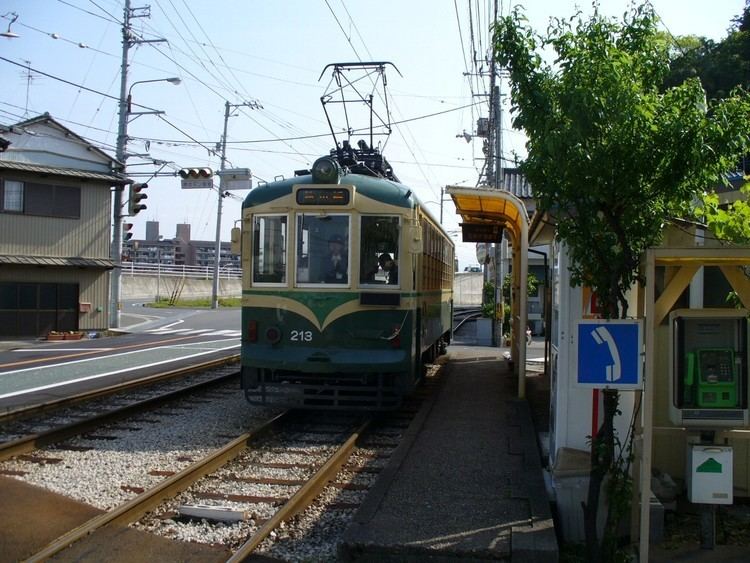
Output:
[[145, 328, 241, 337]]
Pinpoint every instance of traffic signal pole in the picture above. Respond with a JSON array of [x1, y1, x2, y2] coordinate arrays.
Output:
[[211, 100, 260, 309], [110, 0, 132, 329], [210, 101, 231, 310], [110, 2, 167, 327]]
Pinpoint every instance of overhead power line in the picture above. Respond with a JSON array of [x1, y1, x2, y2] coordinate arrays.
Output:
[[0, 56, 120, 102], [128, 100, 484, 146]]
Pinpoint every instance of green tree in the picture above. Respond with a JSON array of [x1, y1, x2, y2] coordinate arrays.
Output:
[[494, 2, 750, 561], [697, 184, 750, 244], [664, 1, 750, 100]]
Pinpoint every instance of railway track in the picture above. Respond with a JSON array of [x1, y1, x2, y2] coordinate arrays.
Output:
[[1, 360, 444, 561], [0, 357, 240, 459], [0, 354, 240, 424]]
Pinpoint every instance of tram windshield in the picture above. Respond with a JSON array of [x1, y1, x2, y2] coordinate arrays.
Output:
[[359, 215, 400, 286], [296, 214, 350, 285]]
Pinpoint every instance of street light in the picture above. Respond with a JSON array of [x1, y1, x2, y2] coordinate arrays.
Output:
[[422, 187, 451, 223], [0, 13, 19, 39], [127, 77, 181, 112], [110, 76, 181, 329]]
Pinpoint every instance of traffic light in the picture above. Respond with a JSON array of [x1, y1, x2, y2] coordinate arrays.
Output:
[[179, 168, 214, 190], [178, 167, 213, 179], [122, 222, 134, 242], [128, 183, 148, 215]]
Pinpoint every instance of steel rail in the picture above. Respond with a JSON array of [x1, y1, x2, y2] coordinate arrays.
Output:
[[227, 416, 373, 562], [0, 368, 239, 462], [24, 410, 291, 563], [453, 311, 482, 332], [0, 354, 239, 423]]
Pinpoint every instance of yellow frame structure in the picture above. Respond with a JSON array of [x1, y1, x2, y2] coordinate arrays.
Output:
[[639, 246, 750, 560]]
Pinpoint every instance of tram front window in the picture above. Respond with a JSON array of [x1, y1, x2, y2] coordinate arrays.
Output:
[[360, 215, 400, 286], [296, 214, 350, 285]]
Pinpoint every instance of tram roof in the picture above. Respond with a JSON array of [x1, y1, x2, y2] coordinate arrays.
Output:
[[242, 171, 418, 210]]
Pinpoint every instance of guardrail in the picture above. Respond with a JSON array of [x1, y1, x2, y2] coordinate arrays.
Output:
[[121, 261, 242, 280]]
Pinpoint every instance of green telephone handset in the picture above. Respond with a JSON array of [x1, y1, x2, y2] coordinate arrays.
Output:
[[686, 352, 695, 386]]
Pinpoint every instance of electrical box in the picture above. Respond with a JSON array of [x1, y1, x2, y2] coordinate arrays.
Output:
[[687, 444, 733, 504], [669, 309, 749, 428]]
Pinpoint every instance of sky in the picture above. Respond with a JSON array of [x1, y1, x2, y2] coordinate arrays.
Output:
[[1, 0, 746, 269]]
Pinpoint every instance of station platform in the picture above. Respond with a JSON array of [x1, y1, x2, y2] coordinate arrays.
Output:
[[340, 338, 558, 562]]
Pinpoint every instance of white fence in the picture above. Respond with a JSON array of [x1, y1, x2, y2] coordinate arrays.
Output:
[[121, 261, 242, 280]]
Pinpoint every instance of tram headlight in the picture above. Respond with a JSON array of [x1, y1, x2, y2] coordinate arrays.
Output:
[[265, 326, 282, 344], [311, 156, 341, 184]]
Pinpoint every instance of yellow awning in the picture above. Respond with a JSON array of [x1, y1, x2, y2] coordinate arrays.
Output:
[[445, 185, 528, 241]]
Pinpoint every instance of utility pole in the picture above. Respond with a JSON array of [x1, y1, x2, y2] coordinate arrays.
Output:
[[486, 0, 505, 347], [110, 1, 166, 328], [211, 100, 260, 309], [110, 0, 132, 329]]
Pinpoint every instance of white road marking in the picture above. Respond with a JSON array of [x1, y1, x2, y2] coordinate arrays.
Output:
[[12, 348, 114, 353], [0, 340, 240, 399]]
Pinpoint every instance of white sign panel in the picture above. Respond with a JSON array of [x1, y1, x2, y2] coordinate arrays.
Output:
[[181, 179, 213, 190]]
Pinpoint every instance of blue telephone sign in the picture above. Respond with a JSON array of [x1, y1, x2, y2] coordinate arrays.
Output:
[[575, 319, 643, 389]]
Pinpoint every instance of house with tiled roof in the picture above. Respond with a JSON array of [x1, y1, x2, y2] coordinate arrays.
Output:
[[0, 113, 125, 337]]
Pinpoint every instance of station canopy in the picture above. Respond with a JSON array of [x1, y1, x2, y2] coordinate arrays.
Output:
[[445, 186, 527, 243], [445, 185, 530, 398]]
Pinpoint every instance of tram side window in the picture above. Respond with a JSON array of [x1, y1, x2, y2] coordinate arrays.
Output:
[[252, 215, 287, 284], [296, 214, 350, 284], [360, 216, 400, 286]]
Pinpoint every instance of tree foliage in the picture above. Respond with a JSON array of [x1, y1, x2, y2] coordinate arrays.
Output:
[[696, 184, 750, 243], [664, 1, 750, 100], [494, 1, 750, 319], [662, 0, 750, 243]]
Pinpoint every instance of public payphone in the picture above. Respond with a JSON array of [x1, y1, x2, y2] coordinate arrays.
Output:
[[669, 309, 749, 428]]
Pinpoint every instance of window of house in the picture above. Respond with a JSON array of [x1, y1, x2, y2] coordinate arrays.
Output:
[[1, 180, 23, 212], [25, 183, 81, 218], [0, 179, 81, 218]]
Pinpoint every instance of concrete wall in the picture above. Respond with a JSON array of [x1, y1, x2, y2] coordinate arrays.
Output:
[[454, 272, 483, 306], [124, 272, 480, 305], [121, 274, 241, 301]]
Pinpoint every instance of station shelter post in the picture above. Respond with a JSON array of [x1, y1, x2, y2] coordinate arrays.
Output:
[[446, 186, 530, 398]]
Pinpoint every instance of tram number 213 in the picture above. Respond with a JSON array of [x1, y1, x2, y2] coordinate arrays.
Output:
[[290, 330, 314, 342]]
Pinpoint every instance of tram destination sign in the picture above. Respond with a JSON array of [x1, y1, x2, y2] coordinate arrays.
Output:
[[460, 223, 504, 243], [296, 188, 350, 205]]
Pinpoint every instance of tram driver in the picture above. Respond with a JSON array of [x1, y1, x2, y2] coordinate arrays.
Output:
[[322, 233, 348, 283]]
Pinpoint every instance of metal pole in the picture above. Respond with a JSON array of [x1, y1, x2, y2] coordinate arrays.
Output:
[[212, 100, 259, 309], [211, 101, 230, 310], [156, 247, 161, 303], [440, 186, 444, 224], [491, 1, 504, 345], [110, 0, 131, 329]]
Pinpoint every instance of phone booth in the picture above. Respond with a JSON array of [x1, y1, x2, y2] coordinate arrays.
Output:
[[669, 308, 750, 427]]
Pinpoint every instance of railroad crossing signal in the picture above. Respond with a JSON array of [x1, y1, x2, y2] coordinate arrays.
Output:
[[122, 222, 134, 242], [179, 167, 214, 189], [128, 183, 148, 215]]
